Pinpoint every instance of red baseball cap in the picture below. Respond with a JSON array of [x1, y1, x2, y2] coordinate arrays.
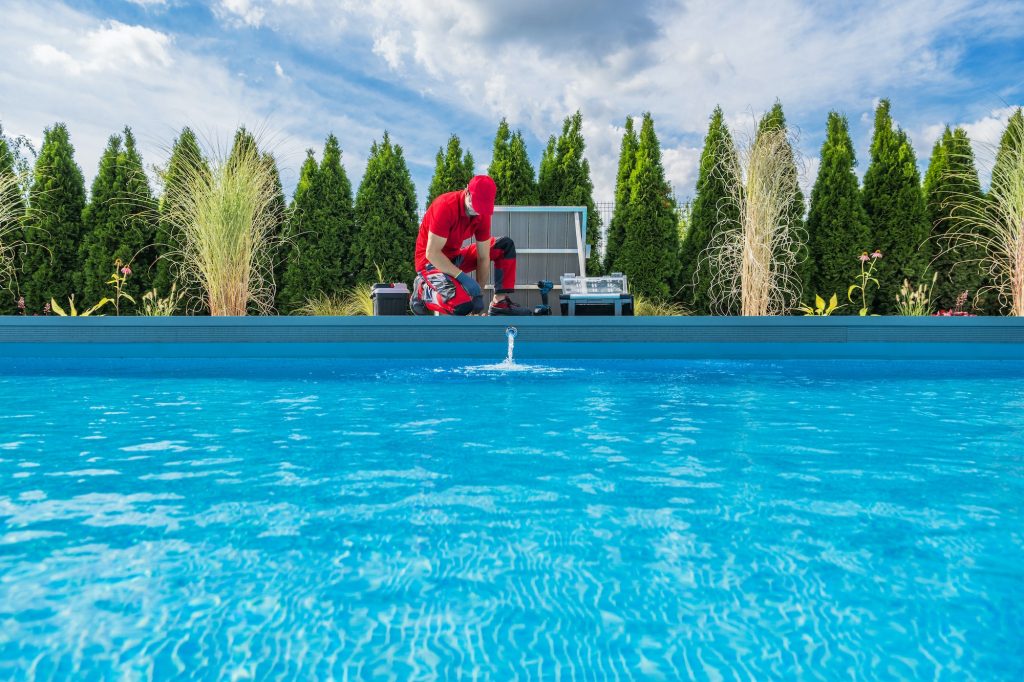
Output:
[[467, 175, 496, 216]]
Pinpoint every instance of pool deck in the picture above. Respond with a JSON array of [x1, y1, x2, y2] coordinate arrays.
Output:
[[1, 316, 1023, 359]]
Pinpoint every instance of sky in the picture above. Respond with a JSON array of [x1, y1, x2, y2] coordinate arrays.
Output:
[[1, 0, 1023, 209]]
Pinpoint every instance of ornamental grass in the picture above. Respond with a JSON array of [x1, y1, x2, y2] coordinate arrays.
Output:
[[160, 138, 283, 315], [705, 125, 806, 315], [0, 171, 21, 290], [297, 287, 374, 316], [633, 295, 689, 316], [942, 111, 1024, 316]]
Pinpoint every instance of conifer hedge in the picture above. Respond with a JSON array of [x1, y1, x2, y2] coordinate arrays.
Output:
[[21, 123, 87, 312], [353, 133, 419, 285], [79, 127, 158, 309], [806, 112, 870, 308], [679, 107, 738, 314], [862, 100, 932, 314], [278, 134, 356, 312]]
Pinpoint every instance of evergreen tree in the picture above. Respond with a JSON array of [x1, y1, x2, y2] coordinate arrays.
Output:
[[862, 99, 932, 313], [79, 127, 158, 310], [679, 107, 739, 314], [0, 132, 26, 312], [426, 134, 475, 205], [278, 135, 356, 312], [154, 127, 205, 297], [540, 112, 602, 274], [537, 135, 558, 205], [488, 119, 538, 205], [228, 126, 259, 169], [353, 132, 419, 285], [618, 113, 679, 299], [604, 116, 639, 273], [21, 123, 87, 312], [806, 112, 870, 308], [756, 102, 809, 295], [923, 126, 987, 312]]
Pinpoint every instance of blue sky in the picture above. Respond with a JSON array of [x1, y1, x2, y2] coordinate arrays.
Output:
[[2, 0, 1023, 208]]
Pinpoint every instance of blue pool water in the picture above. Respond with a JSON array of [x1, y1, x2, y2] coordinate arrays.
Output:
[[1, 357, 1022, 680]]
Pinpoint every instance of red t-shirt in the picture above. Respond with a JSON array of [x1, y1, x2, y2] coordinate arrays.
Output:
[[414, 190, 491, 272]]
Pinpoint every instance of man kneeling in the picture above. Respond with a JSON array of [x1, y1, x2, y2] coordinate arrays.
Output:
[[411, 175, 531, 316]]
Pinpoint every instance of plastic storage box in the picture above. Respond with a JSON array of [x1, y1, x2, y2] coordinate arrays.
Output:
[[559, 272, 628, 295], [371, 283, 410, 316]]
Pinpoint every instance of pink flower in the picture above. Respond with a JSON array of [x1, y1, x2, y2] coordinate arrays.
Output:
[[16, 296, 25, 311], [859, 253, 870, 263], [121, 265, 132, 276], [871, 250, 882, 260]]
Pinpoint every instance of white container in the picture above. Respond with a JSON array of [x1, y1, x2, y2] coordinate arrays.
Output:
[[560, 273, 628, 295]]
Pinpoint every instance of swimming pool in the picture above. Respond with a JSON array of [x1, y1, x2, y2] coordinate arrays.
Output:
[[1, 356, 1022, 679]]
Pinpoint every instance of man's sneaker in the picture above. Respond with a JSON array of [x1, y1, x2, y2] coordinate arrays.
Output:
[[488, 296, 533, 316], [410, 297, 430, 316], [409, 275, 431, 316]]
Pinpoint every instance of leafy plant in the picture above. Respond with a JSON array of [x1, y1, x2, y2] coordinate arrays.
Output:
[[935, 290, 975, 316], [895, 272, 937, 316], [106, 258, 135, 316], [797, 293, 842, 316], [848, 250, 883, 316], [140, 283, 184, 316], [50, 295, 111, 317]]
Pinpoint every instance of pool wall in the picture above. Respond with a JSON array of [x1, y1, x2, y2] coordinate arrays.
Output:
[[1, 317, 1023, 359]]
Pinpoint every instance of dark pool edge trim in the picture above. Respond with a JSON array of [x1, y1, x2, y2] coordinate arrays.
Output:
[[1, 317, 1022, 359]]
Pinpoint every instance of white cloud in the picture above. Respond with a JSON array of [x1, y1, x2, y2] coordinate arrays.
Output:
[[205, 0, 1024, 199], [218, 0, 265, 27], [30, 20, 172, 76], [0, 2, 320, 194], [6, 0, 1024, 206], [371, 31, 405, 71]]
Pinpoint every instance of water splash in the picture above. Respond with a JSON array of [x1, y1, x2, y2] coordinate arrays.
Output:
[[504, 326, 517, 365]]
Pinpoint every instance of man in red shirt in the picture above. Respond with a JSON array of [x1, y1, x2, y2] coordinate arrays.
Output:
[[411, 175, 531, 316]]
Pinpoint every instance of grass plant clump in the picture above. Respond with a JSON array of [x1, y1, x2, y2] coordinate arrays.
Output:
[[633, 295, 689, 316], [297, 287, 374, 316], [140, 283, 184, 316], [943, 110, 1024, 315], [704, 125, 806, 315], [160, 135, 283, 316], [895, 273, 937, 316]]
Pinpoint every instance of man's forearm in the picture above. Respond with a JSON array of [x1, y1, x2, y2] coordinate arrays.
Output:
[[427, 249, 462, 278], [475, 240, 490, 291]]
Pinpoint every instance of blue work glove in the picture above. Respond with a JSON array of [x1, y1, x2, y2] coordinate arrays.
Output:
[[455, 272, 481, 298]]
